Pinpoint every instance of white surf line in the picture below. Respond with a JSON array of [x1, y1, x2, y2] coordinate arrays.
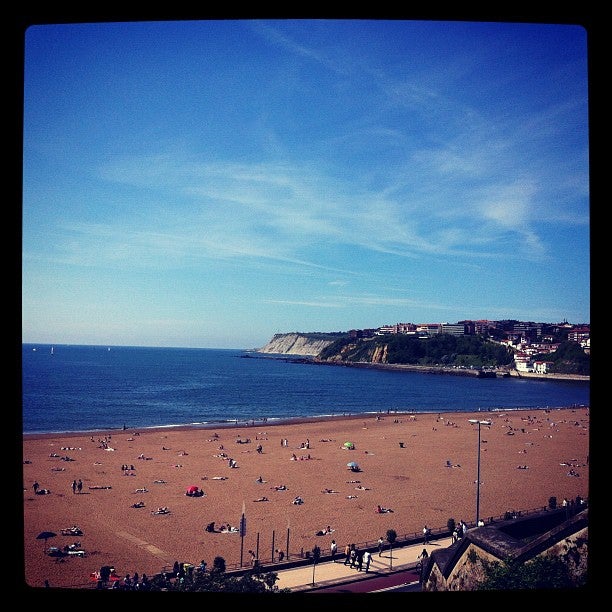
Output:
[[116, 531, 174, 563]]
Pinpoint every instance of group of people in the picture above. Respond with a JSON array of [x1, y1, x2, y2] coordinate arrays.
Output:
[[315, 526, 334, 536], [204, 521, 238, 533], [32, 481, 51, 495], [71, 479, 83, 494], [451, 520, 468, 542], [342, 543, 373, 572]]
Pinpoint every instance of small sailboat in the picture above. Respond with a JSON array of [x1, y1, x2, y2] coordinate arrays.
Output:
[[51, 346, 54, 355]]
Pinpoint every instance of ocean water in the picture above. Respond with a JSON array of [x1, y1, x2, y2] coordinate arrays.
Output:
[[22, 344, 590, 435]]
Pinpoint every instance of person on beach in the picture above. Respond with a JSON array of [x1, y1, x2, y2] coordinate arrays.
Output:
[[77, 479, 83, 494], [33, 481, 39, 494], [72, 479, 77, 494]]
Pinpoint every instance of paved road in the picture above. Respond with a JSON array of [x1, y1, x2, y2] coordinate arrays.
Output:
[[311, 568, 421, 593]]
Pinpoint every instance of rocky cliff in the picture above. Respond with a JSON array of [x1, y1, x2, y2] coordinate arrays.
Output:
[[257, 333, 337, 356]]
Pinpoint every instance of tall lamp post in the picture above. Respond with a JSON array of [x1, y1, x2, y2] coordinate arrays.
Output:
[[468, 419, 491, 526]]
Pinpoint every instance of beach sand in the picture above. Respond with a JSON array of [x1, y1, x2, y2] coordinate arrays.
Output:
[[21, 407, 589, 590]]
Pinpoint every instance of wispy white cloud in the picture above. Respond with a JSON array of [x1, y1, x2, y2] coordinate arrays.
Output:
[[92, 145, 561, 270]]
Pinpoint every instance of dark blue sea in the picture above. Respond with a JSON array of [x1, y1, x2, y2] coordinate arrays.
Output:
[[21, 344, 590, 435]]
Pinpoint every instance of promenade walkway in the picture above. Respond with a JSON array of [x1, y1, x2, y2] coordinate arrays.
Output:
[[274, 535, 454, 592]]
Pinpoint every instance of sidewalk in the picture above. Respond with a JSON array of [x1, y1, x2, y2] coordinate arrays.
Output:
[[274, 536, 454, 592]]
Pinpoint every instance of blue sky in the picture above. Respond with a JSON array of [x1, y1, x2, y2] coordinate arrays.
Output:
[[22, 19, 590, 349]]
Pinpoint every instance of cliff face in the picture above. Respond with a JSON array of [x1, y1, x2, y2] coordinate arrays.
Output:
[[257, 333, 336, 356]]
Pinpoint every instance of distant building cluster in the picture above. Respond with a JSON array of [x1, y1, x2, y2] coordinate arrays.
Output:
[[347, 319, 590, 375]]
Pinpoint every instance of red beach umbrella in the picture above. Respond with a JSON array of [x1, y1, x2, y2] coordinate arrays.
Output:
[[186, 485, 199, 495]]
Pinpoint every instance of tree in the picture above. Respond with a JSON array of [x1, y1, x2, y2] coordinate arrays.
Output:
[[476, 554, 584, 590], [147, 557, 291, 592], [386, 529, 397, 570], [311, 544, 321, 585], [211, 556, 226, 573]]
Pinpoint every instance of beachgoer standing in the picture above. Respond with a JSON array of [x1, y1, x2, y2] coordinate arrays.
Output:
[[77, 479, 83, 494], [72, 480, 77, 494], [33, 481, 39, 494], [330, 539, 338, 562]]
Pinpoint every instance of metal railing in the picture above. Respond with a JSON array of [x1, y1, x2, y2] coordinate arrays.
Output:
[[221, 500, 587, 573]]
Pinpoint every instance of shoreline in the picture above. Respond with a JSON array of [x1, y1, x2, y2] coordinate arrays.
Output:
[[310, 358, 590, 382], [22, 404, 588, 440], [258, 352, 590, 382]]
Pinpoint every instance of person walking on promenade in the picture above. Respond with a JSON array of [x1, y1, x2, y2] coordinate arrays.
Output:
[[363, 550, 372, 573], [423, 525, 430, 544], [349, 545, 357, 568], [356, 550, 364, 571], [377, 536, 384, 556], [330, 539, 338, 562], [344, 543, 351, 565]]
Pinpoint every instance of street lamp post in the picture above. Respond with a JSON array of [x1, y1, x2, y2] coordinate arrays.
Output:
[[468, 419, 491, 526]]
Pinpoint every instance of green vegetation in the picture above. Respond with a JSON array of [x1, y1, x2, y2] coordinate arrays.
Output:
[[476, 553, 587, 590], [284, 331, 348, 341], [533, 340, 590, 375], [134, 560, 291, 592], [318, 333, 515, 369]]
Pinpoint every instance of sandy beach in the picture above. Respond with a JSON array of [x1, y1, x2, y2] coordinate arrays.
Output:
[[21, 407, 589, 590]]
